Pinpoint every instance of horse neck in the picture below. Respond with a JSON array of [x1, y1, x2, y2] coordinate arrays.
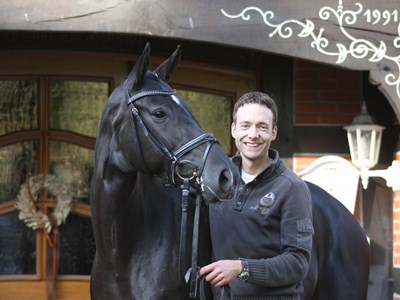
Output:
[[136, 173, 182, 228]]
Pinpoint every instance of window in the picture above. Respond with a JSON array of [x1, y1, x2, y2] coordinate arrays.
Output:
[[177, 90, 232, 153], [0, 50, 257, 299], [0, 77, 109, 279]]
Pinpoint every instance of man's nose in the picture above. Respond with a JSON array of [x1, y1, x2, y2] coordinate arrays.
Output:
[[248, 126, 259, 138]]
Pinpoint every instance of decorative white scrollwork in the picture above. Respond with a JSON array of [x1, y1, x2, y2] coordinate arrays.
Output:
[[221, 1, 400, 98]]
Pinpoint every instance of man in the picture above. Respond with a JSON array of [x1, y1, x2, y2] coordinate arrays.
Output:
[[199, 91, 313, 299]]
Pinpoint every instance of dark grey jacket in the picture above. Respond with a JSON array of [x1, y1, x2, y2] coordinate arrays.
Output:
[[209, 149, 313, 300]]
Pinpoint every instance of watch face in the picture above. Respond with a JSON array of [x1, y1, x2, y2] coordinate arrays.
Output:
[[239, 271, 250, 281], [238, 258, 250, 281]]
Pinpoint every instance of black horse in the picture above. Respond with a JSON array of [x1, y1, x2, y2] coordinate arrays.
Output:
[[302, 182, 370, 300], [90, 43, 370, 300], [90, 43, 239, 299]]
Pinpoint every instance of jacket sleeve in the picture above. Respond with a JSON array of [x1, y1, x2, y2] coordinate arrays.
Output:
[[247, 179, 314, 287]]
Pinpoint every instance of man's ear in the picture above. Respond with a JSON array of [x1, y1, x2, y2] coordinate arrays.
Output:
[[271, 126, 278, 141], [231, 122, 237, 139]]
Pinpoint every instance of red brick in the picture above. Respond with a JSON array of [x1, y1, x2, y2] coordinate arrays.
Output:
[[393, 255, 400, 267], [295, 69, 319, 79], [319, 69, 359, 80], [296, 103, 336, 113], [296, 80, 332, 90], [319, 115, 354, 125], [334, 80, 361, 92], [337, 103, 361, 114], [295, 59, 330, 69], [393, 200, 400, 210], [293, 156, 321, 173], [319, 91, 359, 102], [294, 59, 362, 126], [295, 115, 319, 124], [296, 90, 319, 102], [394, 211, 400, 220], [354, 197, 361, 222], [394, 234, 400, 242], [394, 244, 400, 254], [394, 222, 400, 231]]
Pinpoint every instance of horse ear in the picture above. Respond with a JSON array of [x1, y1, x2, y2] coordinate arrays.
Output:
[[154, 45, 182, 83], [126, 42, 151, 88]]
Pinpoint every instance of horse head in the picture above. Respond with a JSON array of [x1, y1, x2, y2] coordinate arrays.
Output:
[[111, 43, 238, 203]]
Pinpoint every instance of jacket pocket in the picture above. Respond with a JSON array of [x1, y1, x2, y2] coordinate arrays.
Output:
[[297, 219, 314, 250]]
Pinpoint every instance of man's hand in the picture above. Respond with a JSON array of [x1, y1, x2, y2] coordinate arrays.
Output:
[[198, 260, 242, 287]]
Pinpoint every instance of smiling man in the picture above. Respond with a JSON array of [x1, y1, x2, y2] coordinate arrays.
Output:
[[199, 91, 314, 300]]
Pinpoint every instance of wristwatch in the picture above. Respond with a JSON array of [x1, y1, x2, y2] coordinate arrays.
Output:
[[238, 258, 250, 282]]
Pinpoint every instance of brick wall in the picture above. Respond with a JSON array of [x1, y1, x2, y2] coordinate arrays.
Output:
[[393, 151, 400, 297], [295, 59, 361, 125], [293, 155, 319, 174], [293, 60, 363, 218], [295, 58, 399, 300]]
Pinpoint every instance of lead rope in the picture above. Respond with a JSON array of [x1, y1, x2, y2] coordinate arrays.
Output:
[[190, 190, 233, 300], [178, 139, 232, 299], [189, 191, 202, 298], [198, 277, 232, 300], [178, 176, 202, 298], [179, 183, 201, 298], [179, 178, 190, 280], [179, 183, 232, 300]]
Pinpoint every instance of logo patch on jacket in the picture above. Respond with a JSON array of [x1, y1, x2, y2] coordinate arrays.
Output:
[[250, 192, 276, 215]]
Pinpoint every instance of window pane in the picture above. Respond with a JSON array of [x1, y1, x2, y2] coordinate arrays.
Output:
[[58, 214, 95, 275], [0, 80, 39, 136], [0, 212, 36, 275], [0, 141, 39, 204], [50, 80, 108, 138], [177, 90, 232, 154], [49, 141, 93, 204]]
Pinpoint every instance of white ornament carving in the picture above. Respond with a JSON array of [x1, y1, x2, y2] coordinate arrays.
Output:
[[221, 2, 400, 98]]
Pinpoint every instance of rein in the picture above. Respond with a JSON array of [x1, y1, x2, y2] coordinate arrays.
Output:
[[179, 178, 202, 298], [124, 82, 218, 298]]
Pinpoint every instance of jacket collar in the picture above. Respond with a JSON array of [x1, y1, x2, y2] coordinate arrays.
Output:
[[232, 149, 285, 182]]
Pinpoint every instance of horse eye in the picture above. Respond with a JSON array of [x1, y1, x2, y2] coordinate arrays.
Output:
[[152, 110, 167, 119]]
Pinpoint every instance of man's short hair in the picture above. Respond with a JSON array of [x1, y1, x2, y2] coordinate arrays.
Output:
[[233, 91, 278, 127]]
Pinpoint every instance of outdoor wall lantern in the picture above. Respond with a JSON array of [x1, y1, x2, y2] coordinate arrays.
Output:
[[344, 102, 400, 191]]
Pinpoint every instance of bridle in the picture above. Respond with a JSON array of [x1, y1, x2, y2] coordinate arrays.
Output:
[[124, 81, 217, 298], [124, 81, 217, 188]]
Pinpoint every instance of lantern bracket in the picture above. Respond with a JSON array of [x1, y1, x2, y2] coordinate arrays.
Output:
[[362, 161, 400, 191]]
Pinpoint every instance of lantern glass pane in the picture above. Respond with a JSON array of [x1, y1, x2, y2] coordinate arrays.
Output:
[[357, 129, 373, 162], [373, 130, 382, 163], [347, 130, 357, 161], [349, 127, 380, 169]]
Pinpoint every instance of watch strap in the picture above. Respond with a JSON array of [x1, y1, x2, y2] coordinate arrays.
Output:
[[238, 258, 250, 281]]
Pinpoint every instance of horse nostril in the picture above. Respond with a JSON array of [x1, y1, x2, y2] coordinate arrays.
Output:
[[219, 169, 234, 196]]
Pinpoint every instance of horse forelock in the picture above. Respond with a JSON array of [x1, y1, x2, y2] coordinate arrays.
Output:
[[127, 71, 194, 121]]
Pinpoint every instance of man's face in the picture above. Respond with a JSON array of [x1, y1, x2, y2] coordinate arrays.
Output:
[[231, 103, 277, 167]]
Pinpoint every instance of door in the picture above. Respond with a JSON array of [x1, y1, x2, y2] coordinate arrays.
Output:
[[0, 76, 111, 300], [0, 50, 257, 299]]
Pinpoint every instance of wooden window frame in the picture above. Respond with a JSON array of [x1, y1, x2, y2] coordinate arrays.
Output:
[[0, 49, 258, 300]]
